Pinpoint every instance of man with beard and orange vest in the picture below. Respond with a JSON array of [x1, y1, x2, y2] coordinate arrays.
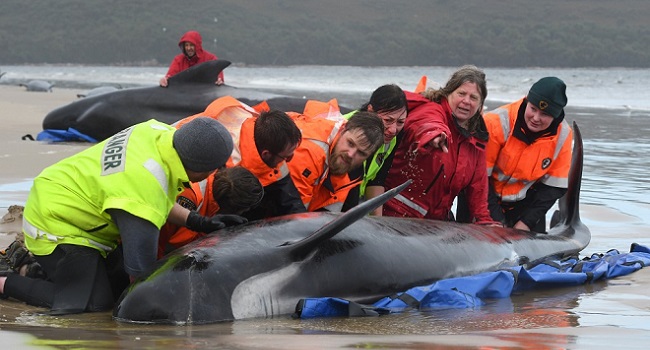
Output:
[[287, 111, 384, 212], [174, 96, 306, 221], [481, 77, 573, 233], [159, 30, 224, 87]]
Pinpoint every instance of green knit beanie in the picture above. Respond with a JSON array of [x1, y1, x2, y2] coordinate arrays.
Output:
[[527, 77, 567, 119]]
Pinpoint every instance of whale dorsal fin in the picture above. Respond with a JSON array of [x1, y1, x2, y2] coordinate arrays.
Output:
[[169, 59, 231, 85], [557, 121, 584, 228], [284, 180, 412, 260]]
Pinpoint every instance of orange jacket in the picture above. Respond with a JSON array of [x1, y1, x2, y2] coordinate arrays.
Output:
[[229, 118, 291, 186], [484, 98, 573, 203], [175, 96, 291, 185], [158, 175, 220, 258], [287, 112, 359, 211], [175, 96, 304, 220]]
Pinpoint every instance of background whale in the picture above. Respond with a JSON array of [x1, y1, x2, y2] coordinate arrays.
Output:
[[40, 60, 321, 141], [20, 80, 54, 92], [113, 123, 587, 325]]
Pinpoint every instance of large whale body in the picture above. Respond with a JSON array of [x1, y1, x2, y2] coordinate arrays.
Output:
[[113, 122, 588, 325], [41, 60, 315, 141]]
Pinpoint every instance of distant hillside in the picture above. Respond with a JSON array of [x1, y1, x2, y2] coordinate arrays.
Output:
[[1, 0, 649, 67]]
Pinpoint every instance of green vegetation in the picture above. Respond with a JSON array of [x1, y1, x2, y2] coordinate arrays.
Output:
[[1, 0, 649, 67]]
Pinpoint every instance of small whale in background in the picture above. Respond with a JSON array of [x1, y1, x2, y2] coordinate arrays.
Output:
[[41, 60, 324, 142], [20, 80, 54, 92], [76, 85, 122, 98]]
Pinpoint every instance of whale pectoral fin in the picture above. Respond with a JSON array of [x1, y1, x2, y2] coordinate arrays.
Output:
[[285, 180, 413, 259]]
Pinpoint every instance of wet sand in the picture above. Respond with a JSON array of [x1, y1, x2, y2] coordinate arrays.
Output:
[[0, 85, 89, 246], [1, 84, 650, 349]]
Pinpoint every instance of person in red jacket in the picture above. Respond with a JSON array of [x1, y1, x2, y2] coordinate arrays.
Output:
[[382, 65, 498, 225], [159, 30, 224, 87]]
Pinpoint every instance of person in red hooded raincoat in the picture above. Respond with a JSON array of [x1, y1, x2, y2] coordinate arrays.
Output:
[[382, 65, 499, 225], [159, 30, 224, 87]]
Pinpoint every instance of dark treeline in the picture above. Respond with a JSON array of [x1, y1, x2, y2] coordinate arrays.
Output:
[[1, 0, 649, 68]]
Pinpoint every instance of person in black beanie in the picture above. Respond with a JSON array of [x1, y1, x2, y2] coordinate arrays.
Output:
[[0, 117, 246, 314], [477, 77, 574, 232]]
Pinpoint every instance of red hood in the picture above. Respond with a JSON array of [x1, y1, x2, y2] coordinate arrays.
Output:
[[178, 31, 205, 57]]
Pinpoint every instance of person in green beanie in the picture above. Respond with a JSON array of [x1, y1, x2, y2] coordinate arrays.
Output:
[[462, 77, 574, 232]]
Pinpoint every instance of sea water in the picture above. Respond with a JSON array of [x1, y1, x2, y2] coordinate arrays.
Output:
[[2, 64, 649, 111]]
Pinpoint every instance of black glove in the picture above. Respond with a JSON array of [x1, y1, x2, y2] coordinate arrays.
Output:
[[186, 211, 248, 233]]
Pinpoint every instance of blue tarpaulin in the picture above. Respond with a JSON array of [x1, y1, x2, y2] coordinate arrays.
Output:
[[36, 128, 97, 143], [294, 243, 650, 319]]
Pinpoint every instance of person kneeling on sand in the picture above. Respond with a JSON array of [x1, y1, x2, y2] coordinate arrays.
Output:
[[0, 117, 246, 314]]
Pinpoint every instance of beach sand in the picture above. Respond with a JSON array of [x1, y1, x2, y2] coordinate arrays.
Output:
[[1, 84, 649, 349], [0, 85, 89, 246]]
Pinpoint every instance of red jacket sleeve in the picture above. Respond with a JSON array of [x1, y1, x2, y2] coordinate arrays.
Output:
[[402, 95, 451, 155], [165, 54, 186, 78]]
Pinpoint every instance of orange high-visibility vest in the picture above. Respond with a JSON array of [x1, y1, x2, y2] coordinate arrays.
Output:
[[175, 96, 290, 186], [484, 98, 573, 203], [230, 117, 291, 187], [287, 112, 357, 212], [174, 95, 258, 164], [303, 98, 343, 120]]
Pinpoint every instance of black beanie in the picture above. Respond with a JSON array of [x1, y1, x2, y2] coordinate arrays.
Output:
[[527, 77, 568, 119], [173, 117, 233, 172]]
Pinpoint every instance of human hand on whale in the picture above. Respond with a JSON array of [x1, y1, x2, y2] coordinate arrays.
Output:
[[186, 211, 247, 233]]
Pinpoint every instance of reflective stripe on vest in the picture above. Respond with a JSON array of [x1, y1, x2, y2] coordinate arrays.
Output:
[[196, 178, 209, 212], [486, 108, 511, 175], [394, 193, 428, 217], [322, 202, 344, 212], [303, 121, 342, 188], [23, 218, 113, 252], [277, 161, 290, 180], [143, 158, 169, 195]]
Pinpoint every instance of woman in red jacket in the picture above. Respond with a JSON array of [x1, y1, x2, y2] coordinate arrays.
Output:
[[159, 30, 224, 87], [382, 65, 497, 224]]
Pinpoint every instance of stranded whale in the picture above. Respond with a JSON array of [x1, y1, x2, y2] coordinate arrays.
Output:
[[20, 80, 54, 92], [113, 122, 588, 325], [40, 60, 319, 142]]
